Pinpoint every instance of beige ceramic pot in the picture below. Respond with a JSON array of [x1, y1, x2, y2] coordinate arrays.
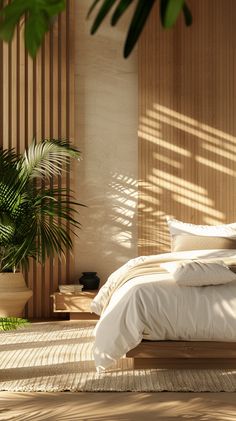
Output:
[[0, 272, 33, 317]]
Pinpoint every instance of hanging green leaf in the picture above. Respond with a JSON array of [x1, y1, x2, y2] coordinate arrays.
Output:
[[183, 2, 192, 26], [90, 0, 118, 34], [124, 0, 155, 58], [25, 12, 50, 58], [0, 0, 66, 57], [111, 0, 134, 26], [160, 0, 184, 28], [0, 0, 192, 59], [87, 0, 103, 19], [0, 0, 26, 42]]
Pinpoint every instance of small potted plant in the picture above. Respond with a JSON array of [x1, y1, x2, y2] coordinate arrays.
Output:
[[0, 140, 82, 317]]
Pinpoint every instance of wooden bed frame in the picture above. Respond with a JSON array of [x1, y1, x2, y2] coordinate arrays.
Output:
[[126, 341, 236, 369]]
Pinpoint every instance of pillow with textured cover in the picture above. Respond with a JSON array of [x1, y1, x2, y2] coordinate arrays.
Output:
[[171, 234, 236, 252], [167, 218, 236, 252], [167, 218, 236, 237], [161, 260, 236, 286]]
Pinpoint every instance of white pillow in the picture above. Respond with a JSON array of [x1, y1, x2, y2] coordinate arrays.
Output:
[[171, 234, 236, 252], [161, 260, 236, 286], [167, 218, 236, 237]]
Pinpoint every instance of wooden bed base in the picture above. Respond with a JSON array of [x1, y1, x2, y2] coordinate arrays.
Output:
[[126, 341, 236, 369]]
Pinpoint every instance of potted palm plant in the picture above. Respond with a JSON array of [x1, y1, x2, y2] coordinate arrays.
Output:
[[0, 139, 81, 317]]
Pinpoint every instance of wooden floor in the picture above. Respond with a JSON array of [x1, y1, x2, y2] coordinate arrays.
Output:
[[0, 392, 236, 420]]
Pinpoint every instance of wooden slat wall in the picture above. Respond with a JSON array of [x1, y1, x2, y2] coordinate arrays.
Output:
[[0, 2, 75, 318], [138, 0, 236, 255]]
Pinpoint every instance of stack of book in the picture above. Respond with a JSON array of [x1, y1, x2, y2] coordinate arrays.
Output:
[[58, 284, 83, 294]]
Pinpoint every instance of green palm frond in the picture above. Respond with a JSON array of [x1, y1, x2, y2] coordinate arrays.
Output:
[[111, 0, 134, 26], [88, 0, 192, 58], [1, 221, 38, 271], [124, 0, 155, 58], [0, 317, 29, 331], [0, 140, 82, 272], [20, 139, 81, 181], [0, 0, 193, 59], [0, 213, 15, 245], [0, 148, 18, 173], [89, 0, 117, 34]]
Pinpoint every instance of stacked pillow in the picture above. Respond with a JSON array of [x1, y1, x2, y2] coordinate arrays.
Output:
[[167, 218, 236, 252], [161, 260, 236, 287]]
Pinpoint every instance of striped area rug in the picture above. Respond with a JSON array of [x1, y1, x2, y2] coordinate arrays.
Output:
[[0, 321, 236, 392]]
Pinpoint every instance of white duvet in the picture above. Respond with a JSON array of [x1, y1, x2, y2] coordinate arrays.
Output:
[[91, 249, 236, 371]]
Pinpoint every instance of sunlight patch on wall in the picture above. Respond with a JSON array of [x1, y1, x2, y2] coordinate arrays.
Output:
[[147, 110, 229, 147], [153, 152, 182, 169], [196, 156, 236, 177], [138, 1, 236, 255], [139, 128, 191, 157], [138, 103, 236, 254], [172, 195, 224, 219], [154, 103, 236, 146], [150, 172, 214, 206], [153, 169, 207, 194], [201, 142, 236, 161]]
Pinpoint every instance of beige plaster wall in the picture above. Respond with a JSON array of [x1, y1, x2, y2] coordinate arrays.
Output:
[[74, 0, 138, 284]]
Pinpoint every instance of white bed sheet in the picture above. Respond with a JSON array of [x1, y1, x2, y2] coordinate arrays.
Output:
[[92, 249, 236, 371]]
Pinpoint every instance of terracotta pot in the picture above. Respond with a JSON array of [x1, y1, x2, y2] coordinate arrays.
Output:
[[0, 272, 33, 317]]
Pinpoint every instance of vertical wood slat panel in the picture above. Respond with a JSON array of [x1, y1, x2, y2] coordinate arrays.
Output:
[[52, 21, 59, 302], [0, 2, 75, 318], [67, 1, 75, 283], [138, 0, 236, 256], [2, 39, 9, 149], [43, 32, 51, 319], [59, 6, 68, 288]]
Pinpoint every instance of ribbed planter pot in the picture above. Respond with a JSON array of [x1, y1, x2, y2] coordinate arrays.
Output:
[[0, 273, 33, 317]]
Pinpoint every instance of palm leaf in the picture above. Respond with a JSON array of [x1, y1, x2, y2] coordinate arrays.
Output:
[[90, 0, 118, 34], [0, 317, 29, 331], [20, 139, 81, 181], [0, 213, 15, 245], [124, 0, 155, 58], [183, 2, 192, 26], [1, 222, 38, 271], [87, 0, 103, 18], [0, 148, 18, 171], [0, 0, 193, 59], [0, 0, 66, 57], [111, 0, 134, 26], [25, 10, 50, 58], [0, 140, 82, 271], [89, 0, 192, 58], [160, 0, 184, 28]]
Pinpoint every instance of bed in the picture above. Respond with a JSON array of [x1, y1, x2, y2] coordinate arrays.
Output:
[[91, 248, 236, 371]]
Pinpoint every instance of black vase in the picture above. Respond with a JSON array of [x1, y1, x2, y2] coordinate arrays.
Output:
[[79, 272, 100, 291]]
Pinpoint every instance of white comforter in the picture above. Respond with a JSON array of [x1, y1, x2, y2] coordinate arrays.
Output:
[[91, 249, 236, 371]]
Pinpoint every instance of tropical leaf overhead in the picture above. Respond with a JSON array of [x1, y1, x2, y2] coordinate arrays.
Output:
[[0, 0, 66, 57], [0, 140, 82, 272], [0, 0, 192, 58], [88, 0, 192, 57]]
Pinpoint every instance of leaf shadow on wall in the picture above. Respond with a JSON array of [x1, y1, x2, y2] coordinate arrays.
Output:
[[76, 171, 138, 282], [139, 103, 236, 255]]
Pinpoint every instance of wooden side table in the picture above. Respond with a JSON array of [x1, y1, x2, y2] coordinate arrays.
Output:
[[51, 290, 99, 320]]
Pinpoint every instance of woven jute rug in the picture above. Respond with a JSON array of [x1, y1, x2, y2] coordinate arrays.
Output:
[[1, 321, 236, 392]]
